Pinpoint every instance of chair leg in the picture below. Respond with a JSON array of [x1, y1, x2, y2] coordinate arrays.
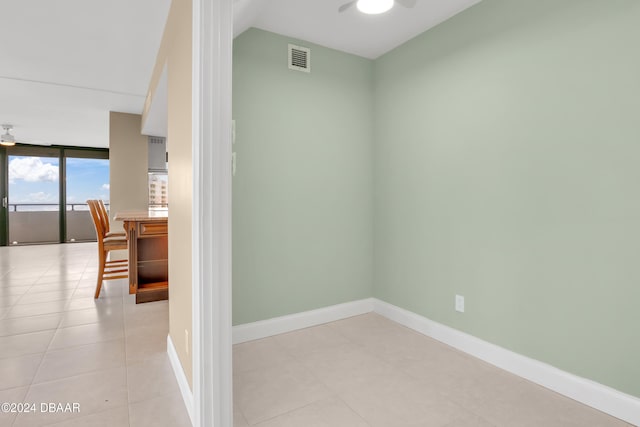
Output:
[[95, 250, 106, 299]]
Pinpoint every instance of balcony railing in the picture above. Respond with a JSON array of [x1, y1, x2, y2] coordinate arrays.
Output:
[[8, 203, 109, 245]]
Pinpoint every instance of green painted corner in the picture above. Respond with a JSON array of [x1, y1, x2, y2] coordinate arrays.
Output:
[[232, 29, 374, 325]]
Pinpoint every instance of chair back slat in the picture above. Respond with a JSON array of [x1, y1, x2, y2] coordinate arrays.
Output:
[[97, 200, 111, 234], [87, 200, 105, 238]]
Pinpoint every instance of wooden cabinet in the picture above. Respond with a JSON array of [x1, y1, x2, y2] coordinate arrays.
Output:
[[115, 212, 168, 304]]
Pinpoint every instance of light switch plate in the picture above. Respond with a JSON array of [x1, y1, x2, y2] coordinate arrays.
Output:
[[232, 152, 237, 176], [232, 119, 236, 144]]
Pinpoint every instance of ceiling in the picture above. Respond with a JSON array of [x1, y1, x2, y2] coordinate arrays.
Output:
[[234, 0, 481, 59], [1, 0, 479, 149], [0, 0, 171, 148]]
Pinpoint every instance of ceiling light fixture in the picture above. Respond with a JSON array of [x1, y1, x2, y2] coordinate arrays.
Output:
[[356, 0, 394, 14], [1, 124, 16, 146]]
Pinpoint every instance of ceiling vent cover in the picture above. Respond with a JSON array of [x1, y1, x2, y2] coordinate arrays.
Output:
[[288, 44, 311, 73]]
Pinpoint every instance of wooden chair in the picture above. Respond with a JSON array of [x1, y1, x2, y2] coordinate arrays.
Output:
[[87, 200, 128, 298], [97, 199, 126, 238]]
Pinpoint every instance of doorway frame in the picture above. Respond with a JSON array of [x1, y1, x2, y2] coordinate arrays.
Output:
[[0, 147, 7, 246], [191, 0, 233, 426]]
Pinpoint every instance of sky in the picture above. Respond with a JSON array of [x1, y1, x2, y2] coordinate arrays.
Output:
[[8, 156, 110, 208]]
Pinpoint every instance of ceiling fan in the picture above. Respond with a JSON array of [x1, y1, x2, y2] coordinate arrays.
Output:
[[339, 0, 417, 14], [1, 124, 16, 147]]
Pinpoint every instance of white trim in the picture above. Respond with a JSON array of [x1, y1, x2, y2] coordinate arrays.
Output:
[[233, 298, 375, 344], [192, 0, 234, 426], [372, 299, 640, 427], [167, 335, 194, 424]]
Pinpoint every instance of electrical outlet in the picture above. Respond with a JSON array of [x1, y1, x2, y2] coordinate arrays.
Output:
[[185, 330, 189, 355], [455, 295, 465, 313]]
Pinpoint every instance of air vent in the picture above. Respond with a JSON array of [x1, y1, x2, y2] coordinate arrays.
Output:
[[148, 136, 165, 146], [288, 44, 311, 73], [148, 136, 167, 172]]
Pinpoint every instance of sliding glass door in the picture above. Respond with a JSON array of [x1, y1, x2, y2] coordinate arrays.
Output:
[[65, 150, 109, 242], [7, 147, 60, 245], [0, 144, 109, 246]]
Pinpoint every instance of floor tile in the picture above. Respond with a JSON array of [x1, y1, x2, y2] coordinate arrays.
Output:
[[399, 343, 515, 400], [15, 289, 75, 305], [75, 279, 99, 289], [13, 367, 128, 426], [59, 305, 124, 328], [0, 330, 55, 359], [0, 313, 62, 337], [125, 327, 169, 364], [442, 412, 495, 427], [1, 271, 45, 282], [336, 372, 468, 427], [65, 297, 123, 312], [298, 342, 398, 393], [72, 285, 123, 299], [126, 353, 180, 403], [233, 337, 295, 374], [255, 396, 370, 427], [0, 386, 29, 426], [123, 299, 168, 316], [234, 360, 333, 425], [0, 294, 23, 307], [0, 353, 44, 390], [27, 282, 79, 294], [128, 391, 191, 427], [35, 273, 84, 284], [328, 313, 399, 341], [34, 339, 126, 384], [48, 322, 124, 350], [45, 264, 88, 275], [41, 405, 129, 427], [0, 285, 34, 296], [234, 407, 250, 427], [5, 300, 69, 319], [124, 304, 169, 337], [471, 379, 630, 427], [273, 324, 351, 359]]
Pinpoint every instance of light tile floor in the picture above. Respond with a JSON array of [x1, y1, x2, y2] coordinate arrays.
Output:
[[0, 243, 190, 427], [234, 315, 632, 427], [2, 244, 633, 427]]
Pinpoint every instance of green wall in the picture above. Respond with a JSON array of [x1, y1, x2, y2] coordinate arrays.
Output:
[[233, 0, 640, 399], [232, 29, 374, 325], [374, 0, 640, 398]]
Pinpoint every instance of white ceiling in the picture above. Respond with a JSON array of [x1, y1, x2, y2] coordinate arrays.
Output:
[[1, 0, 479, 149], [0, 0, 171, 148], [234, 0, 481, 59]]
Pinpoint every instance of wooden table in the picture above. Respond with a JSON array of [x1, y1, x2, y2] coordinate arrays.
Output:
[[114, 210, 168, 303]]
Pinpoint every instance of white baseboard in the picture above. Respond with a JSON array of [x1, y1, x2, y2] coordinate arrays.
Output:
[[232, 298, 375, 344], [167, 335, 194, 426], [372, 299, 640, 427]]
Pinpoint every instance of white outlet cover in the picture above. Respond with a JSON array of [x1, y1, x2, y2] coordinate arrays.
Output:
[[455, 295, 465, 313]]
